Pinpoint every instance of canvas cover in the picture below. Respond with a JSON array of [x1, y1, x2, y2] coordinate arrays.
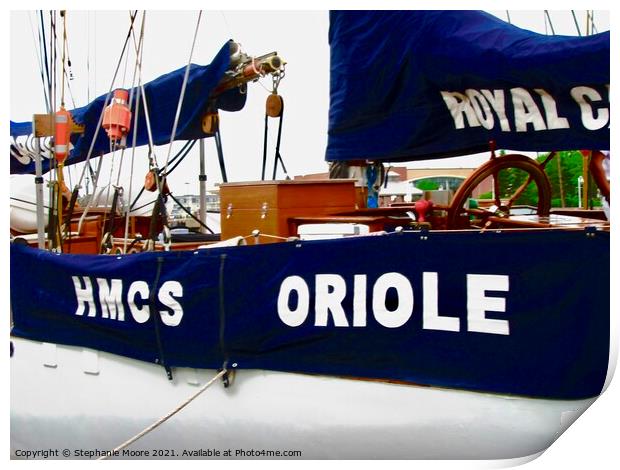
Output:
[[11, 230, 609, 400], [326, 11, 610, 162], [10, 41, 245, 174]]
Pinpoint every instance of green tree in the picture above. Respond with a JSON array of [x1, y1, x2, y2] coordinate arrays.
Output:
[[415, 180, 440, 191], [538, 151, 584, 208]]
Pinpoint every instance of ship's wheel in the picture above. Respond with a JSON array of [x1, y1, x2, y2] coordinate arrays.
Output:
[[447, 154, 552, 229]]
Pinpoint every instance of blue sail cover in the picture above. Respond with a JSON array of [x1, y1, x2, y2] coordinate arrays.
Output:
[[326, 11, 610, 162], [10, 41, 246, 174], [11, 229, 609, 400]]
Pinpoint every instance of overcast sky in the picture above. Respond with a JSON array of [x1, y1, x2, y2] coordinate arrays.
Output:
[[10, 9, 610, 197]]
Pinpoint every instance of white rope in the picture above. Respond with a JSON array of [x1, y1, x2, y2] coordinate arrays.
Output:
[[98, 368, 226, 460]]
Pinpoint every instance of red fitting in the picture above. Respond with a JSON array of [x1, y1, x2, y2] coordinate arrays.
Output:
[[102, 89, 132, 142], [415, 199, 434, 223]]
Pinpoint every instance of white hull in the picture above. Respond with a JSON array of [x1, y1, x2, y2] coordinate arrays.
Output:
[[10, 336, 595, 460]]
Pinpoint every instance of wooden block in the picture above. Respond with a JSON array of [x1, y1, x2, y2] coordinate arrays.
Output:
[[33, 113, 84, 137], [220, 179, 358, 243]]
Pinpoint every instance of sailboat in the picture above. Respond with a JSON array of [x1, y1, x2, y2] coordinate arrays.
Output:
[[10, 10, 610, 460]]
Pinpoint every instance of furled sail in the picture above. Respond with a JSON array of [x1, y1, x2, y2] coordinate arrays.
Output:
[[326, 11, 610, 163], [10, 41, 246, 174]]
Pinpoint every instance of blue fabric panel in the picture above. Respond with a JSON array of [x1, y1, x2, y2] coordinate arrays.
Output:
[[10, 41, 246, 175], [10, 229, 609, 400], [10, 121, 32, 137], [327, 11, 610, 162]]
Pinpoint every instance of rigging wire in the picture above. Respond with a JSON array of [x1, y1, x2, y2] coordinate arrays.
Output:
[[76, 11, 139, 235], [75, 9, 138, 189], [101, 11, 147, 244], [87, 12, 90, 103], [219, 11, 235, 40], [39, 11, 52, 112], [115, 10, 147, 187], [505, 11, 511, 24], [543, 10, 556, 36], [28, 11, 50, 112], [571, 11, 582, 36], [60, 11, 67, 107], [123, 81, 143, 251], [161, 11, 203, 189], [58, 11, 77, 108], [94, 12, 97, 100], [129, 12, 158, 168]]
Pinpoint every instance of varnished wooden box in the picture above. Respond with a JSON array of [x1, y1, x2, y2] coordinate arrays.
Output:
[[219, 179, 358, 243]]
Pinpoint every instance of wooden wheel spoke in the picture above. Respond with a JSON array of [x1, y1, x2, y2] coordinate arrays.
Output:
[[447, 154, 551, 229]]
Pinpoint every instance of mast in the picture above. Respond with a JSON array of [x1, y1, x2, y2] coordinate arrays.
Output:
[[32, 117, 46, 249], [198, 138, 207, 234]]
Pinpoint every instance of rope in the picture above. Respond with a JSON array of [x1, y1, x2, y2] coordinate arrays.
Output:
[[167, 192, 215, 234], [28, 11, 50, 112], [50, 11, 57, 117], [129, 12, 157, 166], [97, 368, 227, 460], [38, 11, 51, 112], [127, 140, 195, 213], [261, 114, 268, 180], [544, 10, 556, 35], [571, 11, 582, 36], [214, 129, 228, 182], [271, 104, 288, 180], [87, 12, 90, 103], [218, 254, 229, 368], [123, 65, 144, 251], [161, 11, 203, 189], [149, 256, 172, 377], [131, 199, 155, 213], [76, 11, 138, 235], [10, 197, 51, 210], [76, 10, 138, 189], [60, 11, 67, 107], [242, 232, 289, 241]]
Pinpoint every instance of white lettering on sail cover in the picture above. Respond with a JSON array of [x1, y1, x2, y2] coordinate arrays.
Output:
[[72, 276, 96, 317], [466, 89, 494, 130], [127, 280, 150, 323], [277, 275, 310, 327], [467, 274, 510, 335], [277, 272, 510, 335], [570, 86, 609, 130], [352, 274, 367, 327], [441, 86, 609, 132], [158, 281, 184, 327], [511, 87, 547, 132], [423, 272, 460, 332], [97, 278, 125, 321], [71, 276, 184, 326], [534, 89, 569, 130], [440, 91, 481, 129], [372, 272, 414, 328]]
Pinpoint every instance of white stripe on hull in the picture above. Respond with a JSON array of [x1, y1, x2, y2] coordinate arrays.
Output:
[[10, 337, 595, 459]]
